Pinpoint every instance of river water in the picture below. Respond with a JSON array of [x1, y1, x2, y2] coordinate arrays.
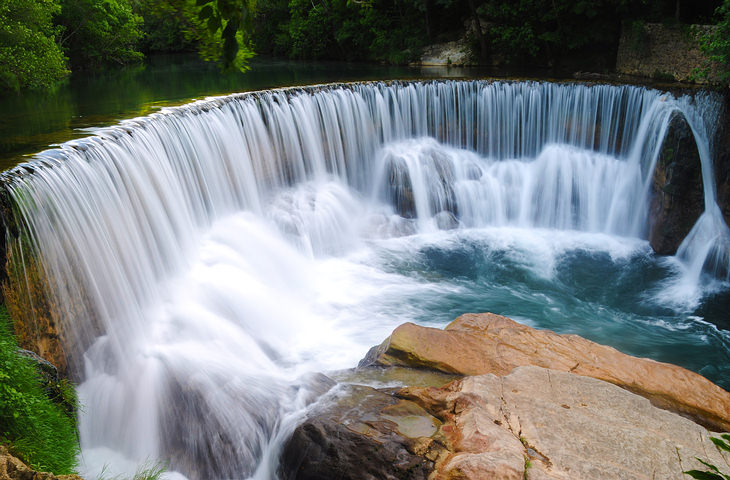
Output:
[[1, 61, 729, 480]]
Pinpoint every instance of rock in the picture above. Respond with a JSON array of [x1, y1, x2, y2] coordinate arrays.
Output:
[[420, 42, 471, 67], [360, 312, 730, 432], [648, 111, 704, 255], [0, 446, 82, 480], [279, 384, 449, 480], [281, 365, 730, 480], [384, 156, 417, 219], [401, 367, 730, 480], [615, 23, 721, 84]]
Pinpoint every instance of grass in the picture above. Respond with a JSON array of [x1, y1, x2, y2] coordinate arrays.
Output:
[[97, 461, 168, 480], [684, 434, 730, 480], [0, 303, 80, 474]]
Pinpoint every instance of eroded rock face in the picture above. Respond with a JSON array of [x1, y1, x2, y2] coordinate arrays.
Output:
[[0, 446, 82, 480], [360, 312, 730, 432], [648, 111, 704, 255]]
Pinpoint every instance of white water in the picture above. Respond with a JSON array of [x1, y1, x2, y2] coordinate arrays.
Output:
[[3, 81, 729, 479]]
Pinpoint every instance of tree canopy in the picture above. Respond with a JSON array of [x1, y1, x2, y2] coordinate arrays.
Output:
[[0, 0, 728, 93], [0, 0, 68, 91]]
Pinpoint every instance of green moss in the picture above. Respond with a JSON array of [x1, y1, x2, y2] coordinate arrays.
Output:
[[0, 304, 79, 474]]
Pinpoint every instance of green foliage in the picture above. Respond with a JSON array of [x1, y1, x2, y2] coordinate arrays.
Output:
[[133, 0, 197, 53], [190, 0, 256, 71], [0, 304, 79, 474], [97, 461, 168, 480], [684, 434, 730, 480], [698, 0, 730, 83], [628, 19, 650, 53], [0, 0, 69, 91], [251, 0, 290, 55], [57, 0, 144, 67], [57, 0, 142, 67], [259, 0, 430, 63], [481, 0, 630, 66], [133, 0, 255, 71]]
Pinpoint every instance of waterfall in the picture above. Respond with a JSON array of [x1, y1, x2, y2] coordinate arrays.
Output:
[[1, 80, 727, 479]]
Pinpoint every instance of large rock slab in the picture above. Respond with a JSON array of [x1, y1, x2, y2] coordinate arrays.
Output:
[[360, 312, 730, 432], [401, 366, 730, 480], [281, 366, 730, 480]]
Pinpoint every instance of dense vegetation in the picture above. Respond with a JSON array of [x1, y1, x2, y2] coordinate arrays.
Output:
[[1, 0, 728, 93], [0, 305, 79, 474], [700, 0, 730, 81]]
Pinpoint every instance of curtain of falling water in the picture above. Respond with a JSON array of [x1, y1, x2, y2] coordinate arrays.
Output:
[[1, 80, 726, 479]]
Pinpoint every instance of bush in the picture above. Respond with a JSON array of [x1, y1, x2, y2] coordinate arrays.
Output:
[[700, 0, 730, 84], [0, 0, 69, 91], [0, 305, 79, 474], [57, 0, 144, 68]]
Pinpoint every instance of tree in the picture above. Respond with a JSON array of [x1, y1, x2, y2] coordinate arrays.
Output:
[[0, 0, 69, 91], [57, 0, 144, 67], [193, 0, 255, 70], [480, 0, 630, 68], [701, 0, 730, 83]]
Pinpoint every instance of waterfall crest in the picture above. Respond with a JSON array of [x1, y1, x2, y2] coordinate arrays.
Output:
[[1, 80, 727, 479]]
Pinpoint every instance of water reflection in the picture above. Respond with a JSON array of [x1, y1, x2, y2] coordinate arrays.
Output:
[[0, 55, 488, 170]]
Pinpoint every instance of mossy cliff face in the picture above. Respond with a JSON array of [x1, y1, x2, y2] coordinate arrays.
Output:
[[1, 235, 69, 377], [0, 182, 73, 378]]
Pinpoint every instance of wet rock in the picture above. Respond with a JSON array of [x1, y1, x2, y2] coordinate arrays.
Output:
[[0, 445, 82, 480], [434, 211, 459, 230], [648, 112, 704, 255], [279, 384, 448, 480], [384, 157, 417, 219], [360, 312, 730, 432]]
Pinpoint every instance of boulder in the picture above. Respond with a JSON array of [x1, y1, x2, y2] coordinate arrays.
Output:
[[401, 366, 730, 479], [279, 384, 449, 480], [0, 446, 82, 480], [280, 366, 730, 480], [420, 42, 471, 67], [360, 312, 730, 432], [648, 111, 704, 255]]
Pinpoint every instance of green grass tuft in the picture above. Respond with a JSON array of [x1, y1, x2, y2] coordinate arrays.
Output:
[[0, 304, 80, 474], [97, 460, 168, 480]]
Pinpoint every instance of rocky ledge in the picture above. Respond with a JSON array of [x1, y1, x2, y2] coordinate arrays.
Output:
[[279, 313, 730, 480], [0, 446, 81, 480]]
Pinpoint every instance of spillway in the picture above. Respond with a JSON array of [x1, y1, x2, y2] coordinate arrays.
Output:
[[1, 80, 728, 479]]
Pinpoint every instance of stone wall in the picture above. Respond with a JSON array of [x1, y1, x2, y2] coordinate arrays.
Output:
[[616, 23, 720, 83]]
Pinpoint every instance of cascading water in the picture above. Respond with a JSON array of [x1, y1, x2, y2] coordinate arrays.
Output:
[[2, 80, 729, 479]]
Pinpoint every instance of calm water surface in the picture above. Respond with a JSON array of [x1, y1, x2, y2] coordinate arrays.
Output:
[[0, 55, 485, 170]]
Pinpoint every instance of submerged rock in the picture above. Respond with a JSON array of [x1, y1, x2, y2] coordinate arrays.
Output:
[[648, 111, 704, 255], [360, 312, 730, 433]]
